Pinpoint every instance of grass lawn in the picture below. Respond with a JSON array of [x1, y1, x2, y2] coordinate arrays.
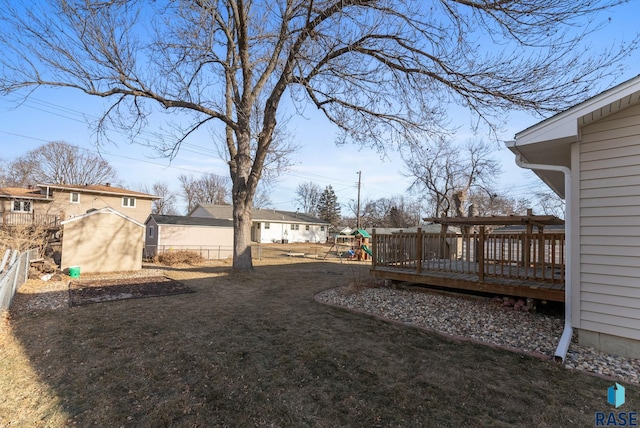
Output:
[[1, 244, 638, 427]]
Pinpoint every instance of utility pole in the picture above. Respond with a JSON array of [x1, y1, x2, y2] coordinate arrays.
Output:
[[356, 171, 361, 230]]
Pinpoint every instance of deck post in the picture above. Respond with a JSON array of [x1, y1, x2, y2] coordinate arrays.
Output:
[[439, 223, 447, 259], [371, 229, 377, 269], [416, 227, 422, 273], [478, 226, 485, 282], [538, 228, 545, 280]]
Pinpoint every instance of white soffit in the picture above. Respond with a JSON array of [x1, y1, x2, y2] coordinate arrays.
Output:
[[515, 74, 640, 147]]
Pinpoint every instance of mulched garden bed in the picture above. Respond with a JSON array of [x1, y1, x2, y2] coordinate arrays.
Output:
[[69, 276, 193, 307]]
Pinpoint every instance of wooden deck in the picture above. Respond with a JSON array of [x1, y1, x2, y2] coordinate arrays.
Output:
[[0, 212, 61, 228], [370, 224, 566, 302]]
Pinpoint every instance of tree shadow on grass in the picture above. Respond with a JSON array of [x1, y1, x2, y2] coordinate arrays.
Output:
[[3, 260, 638, 427]]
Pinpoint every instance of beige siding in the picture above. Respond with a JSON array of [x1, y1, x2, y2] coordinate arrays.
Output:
[[188, 206, 215, 218], [50, 190, 153, 224], [0, 199, 53, 216], [156, 225, 234, 259], [579, 101, 640, 342], [61, 211, 143, 273], [159, 225, 232, 246]]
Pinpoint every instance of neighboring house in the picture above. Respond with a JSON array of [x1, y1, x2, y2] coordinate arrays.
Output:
[[506, 74, 640, 358], [189, 204, 329, 243], [38, 183, 158, 224], [0, 183, 158, 226], [145, 214, 234, 260], [61, 207, 144, 273], [0, 186, 59, 227]]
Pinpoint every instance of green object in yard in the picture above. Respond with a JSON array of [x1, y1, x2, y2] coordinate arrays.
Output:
[[352, 229, 371, 238], [361, 245, 373, 257], [69, 266, 81, 278]]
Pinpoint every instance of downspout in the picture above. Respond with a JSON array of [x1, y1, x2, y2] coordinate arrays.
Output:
[[513, 152, 572, 362]]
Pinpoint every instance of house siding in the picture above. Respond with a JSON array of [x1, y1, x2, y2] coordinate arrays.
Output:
[[256, 222, 327, 243], [49, 190, 153, 224], [579, 101, 640, 344], [189, 206, 213, 218], [152, 224, 234, 259], [190, 204, 328, 243]]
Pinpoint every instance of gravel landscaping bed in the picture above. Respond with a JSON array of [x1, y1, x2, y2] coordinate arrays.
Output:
[[316, 285, 640, 385]]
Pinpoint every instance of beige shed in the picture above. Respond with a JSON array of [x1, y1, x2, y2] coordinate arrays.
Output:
[[61, 207, 144, 274]]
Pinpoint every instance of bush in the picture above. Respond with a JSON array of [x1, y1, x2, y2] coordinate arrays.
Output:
[[156, 250, 205, 266], [0, 224, 49, 254]]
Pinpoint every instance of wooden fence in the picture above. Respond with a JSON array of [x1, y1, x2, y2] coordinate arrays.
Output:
[[371, 227, 565, 284]]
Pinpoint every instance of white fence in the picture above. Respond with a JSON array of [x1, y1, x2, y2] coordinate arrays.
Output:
[[0, 248, 38, 311]]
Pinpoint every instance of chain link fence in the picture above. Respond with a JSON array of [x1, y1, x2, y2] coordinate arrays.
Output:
[[0, 248, 38, 311]]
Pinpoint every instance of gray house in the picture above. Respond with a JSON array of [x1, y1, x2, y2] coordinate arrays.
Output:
[[506, 75, 640, 359]]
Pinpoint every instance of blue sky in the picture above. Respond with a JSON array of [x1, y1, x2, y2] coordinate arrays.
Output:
[[0, 2, 638, 215]]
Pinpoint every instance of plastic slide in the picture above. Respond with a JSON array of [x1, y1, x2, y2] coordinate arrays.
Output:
[[361, 244, 372, 257]]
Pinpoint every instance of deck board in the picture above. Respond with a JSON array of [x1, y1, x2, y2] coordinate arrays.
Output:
[[370, 266, 565, 302]]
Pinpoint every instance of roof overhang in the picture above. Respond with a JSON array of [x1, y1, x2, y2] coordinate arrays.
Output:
[[424, 214, 564, 229], [506, 75, 640, 198], [61, 207, 144, 227]]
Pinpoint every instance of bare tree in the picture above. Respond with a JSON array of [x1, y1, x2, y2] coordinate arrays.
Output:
[[404, 140, 501, 218], [7, 141, 118, 186], [0, 158, 8, 186], [467, 189, 531, 217], [0, 223, 49, 254], [358, 196, 421, 228], [0, 1, 635, 271], [253, 185, 273, 209], [533, 189, 566, 218], [179, 173, 230, 213], [295, 182, 322, 215], [151, 182, 180, 215]]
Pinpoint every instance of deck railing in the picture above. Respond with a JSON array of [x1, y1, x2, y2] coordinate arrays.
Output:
[[0, 212, 61, 228], [371, 227, 565, 284]]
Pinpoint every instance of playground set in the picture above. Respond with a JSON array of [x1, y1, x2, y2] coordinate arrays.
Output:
[[324, 229, 372, 261]]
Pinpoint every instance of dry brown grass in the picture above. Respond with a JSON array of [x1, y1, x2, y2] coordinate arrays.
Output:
[[1, 243, 638, 427]]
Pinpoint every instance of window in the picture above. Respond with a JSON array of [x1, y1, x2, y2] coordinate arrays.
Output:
[[12, 199, 32, 212], [122, 197, 136, 207], [290, 224, 299, 230], [148, 226, 155, 238], [70, 192, 80, 203], [264, 223, 270, 229], [305, 225, 310, 231], [320, 226, 325, 232]]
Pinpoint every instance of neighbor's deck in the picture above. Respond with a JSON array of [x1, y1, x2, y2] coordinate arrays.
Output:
[[0, 212, 61, 228], [370, 219, 566, 302]]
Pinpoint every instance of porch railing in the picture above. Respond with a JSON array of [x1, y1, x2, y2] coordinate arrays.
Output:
[[371, 227, 565, 284], [0, 212, 61, 228]]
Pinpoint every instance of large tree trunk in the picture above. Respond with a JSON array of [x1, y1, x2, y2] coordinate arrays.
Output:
[[232, 196, 253, 272], [229, 127, 258, 272]]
